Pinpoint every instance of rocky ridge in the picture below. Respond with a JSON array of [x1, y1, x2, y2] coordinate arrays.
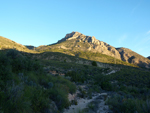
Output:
[[1, 32, 150, 68], [55, 32, 150, 68], [56, 32, 121, 60]]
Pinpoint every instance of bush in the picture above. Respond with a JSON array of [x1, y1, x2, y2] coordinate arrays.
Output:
[[101, 81, 112, 91], [48, 88, 69, 111], [30, 87, 50, 112], [0, 53, 11, 89], [1, 83, 32, 113], [6, 49, 20, 59], [65, 71, 85, 83], [92, 61, 97, 66], [106, 94, 150, 113], [106, 95, 136, 113]]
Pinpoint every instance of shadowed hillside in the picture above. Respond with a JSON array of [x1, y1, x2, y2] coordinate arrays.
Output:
[[29, 50, 136, 68]]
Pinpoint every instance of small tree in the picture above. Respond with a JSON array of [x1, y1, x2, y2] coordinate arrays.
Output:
[[92, 61, 97, 66]]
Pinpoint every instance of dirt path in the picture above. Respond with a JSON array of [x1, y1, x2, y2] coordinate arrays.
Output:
[[63, 93, 113, 113], [87, 93, 113, 113], [63, 94, 100, 113]]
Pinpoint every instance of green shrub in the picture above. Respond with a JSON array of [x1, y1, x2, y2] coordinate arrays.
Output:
[[48, 88, 69, 111], [48, 75, 76, 94], [101, 81, 112, 91], [106, 95, 136, 113], [1, 83, 32, 113], [93, 74, 112, 91], [0, 53, 12, 89], [92, 61, 97, 66], [30, 87, 50, 112], [65, 71, 85, 83], [141, 99, 150, 113], [6, 49, 20, 59], [59, 78, 76, 94], [106, 94, 150, 113]]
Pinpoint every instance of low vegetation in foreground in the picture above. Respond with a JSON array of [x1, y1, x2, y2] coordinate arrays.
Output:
[[105, 68, 150, 113], [39, 55, 150, 113], [0, 49, 76, 113], [0, 49, 150, 113]]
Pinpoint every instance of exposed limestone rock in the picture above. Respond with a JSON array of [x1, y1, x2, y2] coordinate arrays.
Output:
[[59, 45, 68, 49], [87, 46, 92, 51]]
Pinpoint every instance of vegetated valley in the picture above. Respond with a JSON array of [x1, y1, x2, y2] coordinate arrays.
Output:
[[0, 32, 150, 113]]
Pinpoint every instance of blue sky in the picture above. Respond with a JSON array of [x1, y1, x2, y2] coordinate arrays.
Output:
[[0, 0, 150, 57]]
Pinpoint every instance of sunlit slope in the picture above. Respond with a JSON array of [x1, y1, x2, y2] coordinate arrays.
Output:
[[0, 36, 35, 53]]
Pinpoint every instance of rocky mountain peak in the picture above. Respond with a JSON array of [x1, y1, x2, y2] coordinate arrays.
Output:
[[57, 31, 99, 44], [65, 31, 82, 38], [57, 32, 83, 43], [36, 31, 150, 68]]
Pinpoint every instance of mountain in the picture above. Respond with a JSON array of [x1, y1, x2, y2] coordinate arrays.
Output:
[[1, 33, 150, 113], [36, 32, 124, 63], [25, 45, 36, 50], [56, 32, 121, 59], [116, 47, 150, 68], [148, 56, 150, 60], [0, 36, 35, 53], [1, 32, 150, 68], [36, 31, 150, 68]]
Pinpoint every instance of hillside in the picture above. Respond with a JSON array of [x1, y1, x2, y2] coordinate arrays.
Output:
[[36, 32, 150, 68], [1, 32, 150, 68], [1, 43, 150, 113], [116, 47, 150, 68], [0, 36, 35, 53], [148, 56, 150, 60], [29, 50, 136, 69], [0, 34, 135, 68]]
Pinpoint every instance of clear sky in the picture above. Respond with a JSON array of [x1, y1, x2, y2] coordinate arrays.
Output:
[[0, 0, 150, 57]]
